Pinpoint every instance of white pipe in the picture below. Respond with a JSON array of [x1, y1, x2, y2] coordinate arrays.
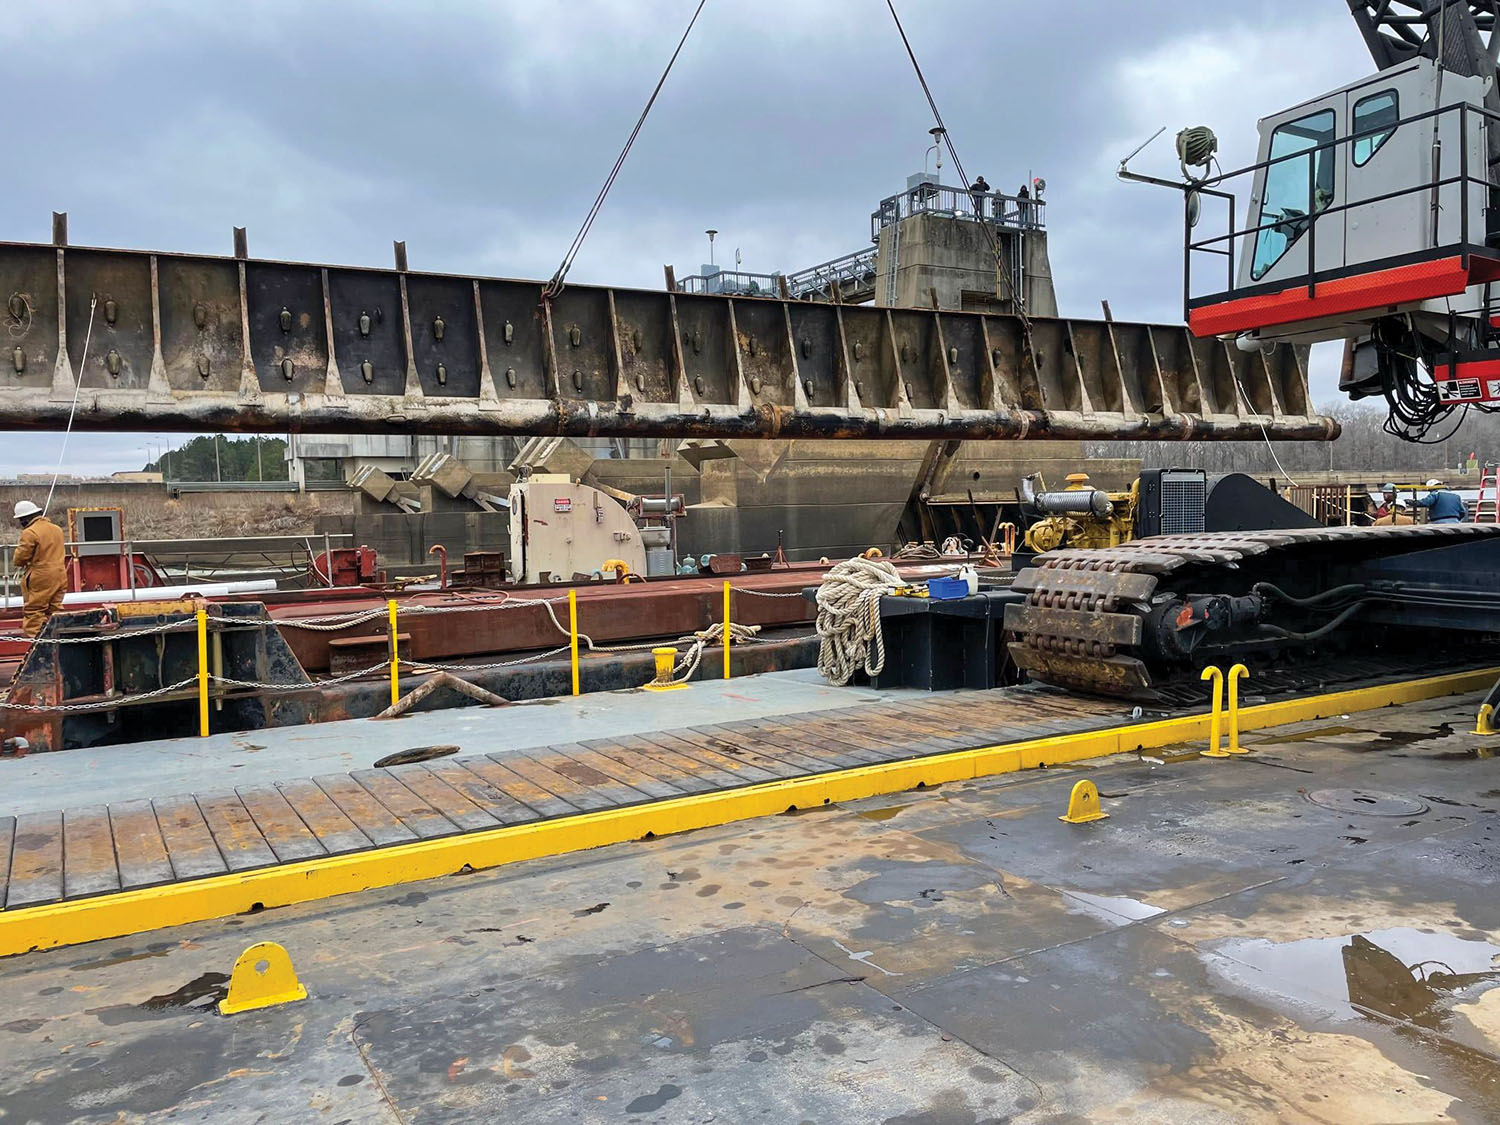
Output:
[[0, 579, 277, 612]]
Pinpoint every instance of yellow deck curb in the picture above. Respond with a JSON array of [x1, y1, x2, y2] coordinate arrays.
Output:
[[2, 666, 1492, 958]]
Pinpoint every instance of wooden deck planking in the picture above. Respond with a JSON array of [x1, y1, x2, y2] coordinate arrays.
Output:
[[594, 736, 740, 791], [108, 800, 176, 891], [350, 771, 461, 840], [313, 775, 419, 848], [574, 738, 720, 795], [275, 779, 375, 856], [195, 793, 279, 873], [62, 806, 120, 900], [736, 720, 889, 767], [419, 760, 543, 826], [457, 757, 582, 820], [384, 764, 503, 833], [525, 747, 660, 807], [834, 712, 976, 752], [6, 811, 63, 908], [236, 786, 328, 863], [639, 731, 793, 783], [151, 796, 228, 881], [681, 725, 835, 773], [543, 744, 690, 802], [1, 686, 1146, 914], [499, 751, 628, 813]]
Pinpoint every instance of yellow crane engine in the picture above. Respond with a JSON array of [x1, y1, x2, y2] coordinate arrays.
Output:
[[1021, 473, 1137, 553]]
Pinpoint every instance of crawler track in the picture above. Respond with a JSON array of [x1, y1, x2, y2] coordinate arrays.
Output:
[[1004, 524, 1500, 699]]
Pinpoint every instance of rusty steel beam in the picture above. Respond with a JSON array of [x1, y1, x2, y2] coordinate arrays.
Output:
[[0, 223, 1338, 440]]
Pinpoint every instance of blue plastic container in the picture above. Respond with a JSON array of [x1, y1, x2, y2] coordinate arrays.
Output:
[[926, 576, 969, 600]]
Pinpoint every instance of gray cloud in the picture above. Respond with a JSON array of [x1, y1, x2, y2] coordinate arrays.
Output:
[[3, 1, 1378, 475]]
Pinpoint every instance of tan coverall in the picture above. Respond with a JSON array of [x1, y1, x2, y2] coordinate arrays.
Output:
[[14, 516, 66, 637]]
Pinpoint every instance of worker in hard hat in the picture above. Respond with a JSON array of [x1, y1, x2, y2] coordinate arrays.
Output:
[[11, 501, 66, 637], [1374, 482, 1398, 520], [1414, 479, 1467, 523], [1373, 499, 1414, 526]]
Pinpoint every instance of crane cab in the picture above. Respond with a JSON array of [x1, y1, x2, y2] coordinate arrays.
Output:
[[1186, 58, 1500, 345]]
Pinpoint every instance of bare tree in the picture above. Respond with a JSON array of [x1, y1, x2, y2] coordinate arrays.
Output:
[[1088, 401, 1496, 480]]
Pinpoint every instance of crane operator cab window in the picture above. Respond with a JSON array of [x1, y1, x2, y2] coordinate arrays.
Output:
[[1351, 89, 1398, 166], [1251, 109, 1336, 280]]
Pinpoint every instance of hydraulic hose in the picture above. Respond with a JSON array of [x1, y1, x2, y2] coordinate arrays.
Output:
[[1251, 581, 1367, 608], [1258, 600, 1367, 643]]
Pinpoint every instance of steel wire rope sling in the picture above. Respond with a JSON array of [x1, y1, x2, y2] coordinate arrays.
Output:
[[540, 0, 709, 303], [884, 0, 1028, 320]]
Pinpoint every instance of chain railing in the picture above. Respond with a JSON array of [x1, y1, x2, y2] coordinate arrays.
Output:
[[1, 579, 827, 721]]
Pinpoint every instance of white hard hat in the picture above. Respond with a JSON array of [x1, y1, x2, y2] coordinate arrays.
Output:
[[1381, 482, 1397, 492], [1425, 478, 1443, 487], [12, 500, 40, 520]]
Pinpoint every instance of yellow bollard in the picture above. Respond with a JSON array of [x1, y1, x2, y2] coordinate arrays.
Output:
[[569, 588, 580, 697], [1200, 666, 1229, 758], [1476, 703, 1498, 736], [387, 599, 400, 709], [1059, 779, 1109, 824], [723, 581, 732, 680], [643, 646, 687, 692], [196, 607, 209, 738], [1226, 663, 1250, 755], [218, 941, 307, 1016]]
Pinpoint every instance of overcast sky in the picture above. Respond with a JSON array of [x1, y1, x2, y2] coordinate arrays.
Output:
[[0, 0, 1372, 477]]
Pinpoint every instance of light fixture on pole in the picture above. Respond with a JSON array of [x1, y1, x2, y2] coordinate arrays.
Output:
[[925, 126, 946, 176], [705, 229, 718, 268]]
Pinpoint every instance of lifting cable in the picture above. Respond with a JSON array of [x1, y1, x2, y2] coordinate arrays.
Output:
[[540, 0, 708, 304], [44, 294, 98, 517], [883, 0, 1027, 319]]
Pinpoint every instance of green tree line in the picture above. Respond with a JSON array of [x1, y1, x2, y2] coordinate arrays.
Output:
[[144, 436, 289, 482]]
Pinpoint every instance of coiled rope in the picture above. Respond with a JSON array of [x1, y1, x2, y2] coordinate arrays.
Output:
[[814, 555, 902, 686]]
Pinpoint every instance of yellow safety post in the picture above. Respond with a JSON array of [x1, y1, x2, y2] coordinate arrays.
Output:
[[1200, 666, 1229, 757], [569, 588, 580, 696], [1226, 663, 1251, 754], [196, 607, 209, 738], [218, 941, 307, 1016], [643, 646, 687, 692], [1476, 703, 1498, 735], [387, 599, 400, 709], [1059, 778, 1108, 823], [723, 581, 732, 680]]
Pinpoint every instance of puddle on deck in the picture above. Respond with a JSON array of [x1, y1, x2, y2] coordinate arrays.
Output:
[[1062, 890, 1166, 926], [1206, 927, 1500, 1054]]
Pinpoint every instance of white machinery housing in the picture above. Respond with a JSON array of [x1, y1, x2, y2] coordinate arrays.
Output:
[[507, 476, 646, 584]]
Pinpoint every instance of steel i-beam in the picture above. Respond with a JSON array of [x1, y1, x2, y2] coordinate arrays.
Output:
[[0, 220, 1337, 441]]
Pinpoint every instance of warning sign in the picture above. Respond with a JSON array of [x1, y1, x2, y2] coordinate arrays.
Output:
[[553, 497, 573, 513]]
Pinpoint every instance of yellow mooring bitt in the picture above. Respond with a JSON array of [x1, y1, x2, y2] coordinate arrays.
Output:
[[1200, 666, 1229, 757], [643, 646, 687, 692], [1059, 779, 1108, 824], [1201, 664, 1252, 758], [218, 941, 307, 1016]]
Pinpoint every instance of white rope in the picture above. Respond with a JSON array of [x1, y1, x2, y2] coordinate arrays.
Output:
[[813, 555, 903, 685], [44, 295, 97, 517]]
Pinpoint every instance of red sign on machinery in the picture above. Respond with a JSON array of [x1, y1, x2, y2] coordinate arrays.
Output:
[[553, 497, 573, 513]]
